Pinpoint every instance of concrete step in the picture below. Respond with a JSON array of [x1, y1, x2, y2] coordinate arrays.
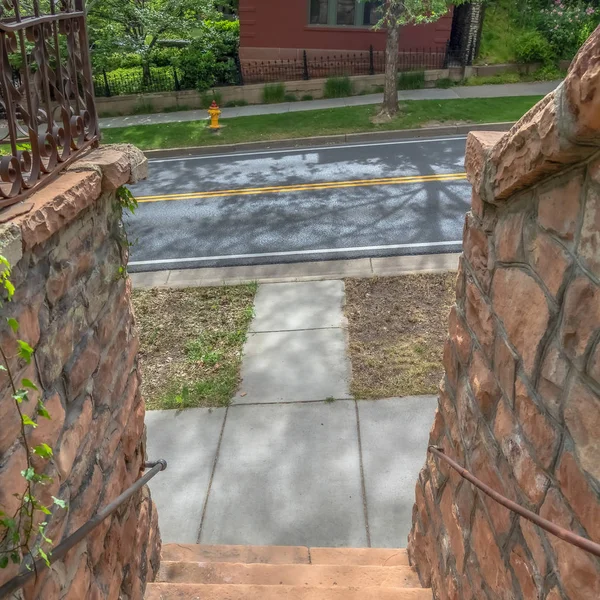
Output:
[[160, 544, 410, 566], [156, 561, 421, 587], [145, 583, 433, 600]]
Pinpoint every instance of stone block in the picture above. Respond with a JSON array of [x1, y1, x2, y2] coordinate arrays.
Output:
[[491, 267, 550, 377], [464, 131, 505, 194], [514, 377, 558, 470], [509, 544, 539, 600], [520, 519, 549, 579], [537, 171, 584, 242], [494, 211, 525, 263], [468, 348, 500, 421], [538, 342, 570, 420], [564, 377, 600, 481], [465, 278, 494, 357], [527, 228, 572, 298], [439, 484, 465, 574], [0, 222, 23, 267], [65, 335, 101, 401], [563, 24, 600, 143], [494, 399, 550, 506], [540, 488, 600, 600], [560, 275, 600, 367], [578, 174, 600, 278], [494, 335, 516, 405], [556, 450, 600, 542], [463, 213, 490, 291], [56, 396, 93, 481], [0, 444, 28, 517], [443, 338, 459, 391], [589, 339, 600, 385], [448, 306, 472, 365], [110, 143, 148, 184], [70, 147, 132, 192]]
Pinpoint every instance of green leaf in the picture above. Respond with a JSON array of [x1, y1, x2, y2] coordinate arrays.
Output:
[[0, 517, 16, 529], [13, 390, 27, 403], [38, 505, 51, 516], [52, 497, 67, 509], [3, 279, 15, 299], [32, 443, 53, 459], [0, 364, 6, 371], [21, 378, 38, 391], [21, 467, 35, 481], [37, 402, 51, 420], [0, 556, 8, 569], [10, 552, 20, 564], [21, 414, 37, 428], [38, 548, 50, 567], [17, 340, 34, 364], [6, 317, 18, 332], [0, 255, 10, 269]]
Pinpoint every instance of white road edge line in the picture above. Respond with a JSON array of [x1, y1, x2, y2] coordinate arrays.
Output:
[[148, 136, 469, 163], [129, 240, 463, 266]]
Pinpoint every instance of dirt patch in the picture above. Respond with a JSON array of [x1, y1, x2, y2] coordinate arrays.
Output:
[[345, 273, 456, 398], [132, 284, 256, 410]]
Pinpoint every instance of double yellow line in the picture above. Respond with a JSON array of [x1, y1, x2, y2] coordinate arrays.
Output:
[[136, 172, 467, 203]]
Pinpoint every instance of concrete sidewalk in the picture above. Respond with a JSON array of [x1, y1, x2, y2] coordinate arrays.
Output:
[[145, 279, 438, 549], [100, 80, 560, 129]]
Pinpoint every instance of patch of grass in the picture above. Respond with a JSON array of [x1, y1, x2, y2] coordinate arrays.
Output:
[[102, 96, 542, 150], [462, 73, 522, 86], [398, 71, 425, 90], [435, 78, 455, 89], [324, 396, 336, 403], [262, 83, 286, 104], [284, 93, 298, 102], [324, 76, 353, 98], [301, 94, 314, 101], [133, 284, 257, 410], [131, 101, 154, 115], [344, 274, 455, 398]]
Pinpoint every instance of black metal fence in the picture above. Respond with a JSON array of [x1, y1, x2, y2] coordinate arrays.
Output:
[[94, 67, 184, 97], [93, 46, 449, 96], [242, 46, 448, 84]]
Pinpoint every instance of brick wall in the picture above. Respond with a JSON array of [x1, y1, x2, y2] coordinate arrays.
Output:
[[408, 26, 600, 600], [0, 146, 161, 599]]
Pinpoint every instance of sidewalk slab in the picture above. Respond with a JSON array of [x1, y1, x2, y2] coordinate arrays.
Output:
[[200, 401, 367, 547], [145, 407, 226, 543], [370, 253, 460, 276], [357, 396, 438, 547], [250, 280, 346, 332], [234, 328, 351, 403]]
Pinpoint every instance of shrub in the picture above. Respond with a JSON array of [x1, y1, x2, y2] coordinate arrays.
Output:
[[514, 30, 554, 64], [530, 64, 565, 81], [324, 76, 353, 98], [284, 93, 298, 102], [397, 71, 425, 90], [435, 78, 454, 89], [537, 2, 599, 60], [301, 94, 314, 101], [262, 83, 286, 103], [199, 91, 224, 109]]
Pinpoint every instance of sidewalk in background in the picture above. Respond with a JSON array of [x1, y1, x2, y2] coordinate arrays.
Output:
[[99, 80, 560, 129]]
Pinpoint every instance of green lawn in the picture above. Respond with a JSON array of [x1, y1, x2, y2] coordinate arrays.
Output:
[[101, 96, 542, 150]]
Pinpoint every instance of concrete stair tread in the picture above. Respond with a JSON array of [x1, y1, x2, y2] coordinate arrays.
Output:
[[145, 583, 433, 599], [157, 561, 421, 587], [161, 544, 410, 566]]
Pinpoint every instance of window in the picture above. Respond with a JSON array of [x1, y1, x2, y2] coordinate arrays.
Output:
[[309, 0, 382, 27]]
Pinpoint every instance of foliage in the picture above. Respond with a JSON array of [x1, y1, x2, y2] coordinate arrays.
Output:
[[513, 30, 555, 64], [178, 20, 241, 91], [324, 76, 353, 98], [88, 0, 220, 72], [0, 257, 65, 574], [537, 1, 600, 59], [200, 90, 224, 108], [435, 77, 454, 88], [397, 71, 425, 90], [262, 83, 286, 104], [301, 94, 314, 101]]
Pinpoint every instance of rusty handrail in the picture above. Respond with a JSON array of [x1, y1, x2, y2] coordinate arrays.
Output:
[[0, 460, 167, 599], [428, 446, 600, 558]]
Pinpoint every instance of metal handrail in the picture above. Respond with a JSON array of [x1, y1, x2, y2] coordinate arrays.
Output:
[[428, 446, 600, 558], [0, 459, 167, 599]]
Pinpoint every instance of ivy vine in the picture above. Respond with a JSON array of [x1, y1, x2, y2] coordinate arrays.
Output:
[[0, 255, 65, 573], [116, 185, 138, 280]]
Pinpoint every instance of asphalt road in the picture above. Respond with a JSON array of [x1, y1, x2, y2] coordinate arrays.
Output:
[[126, 136, 471, 272]]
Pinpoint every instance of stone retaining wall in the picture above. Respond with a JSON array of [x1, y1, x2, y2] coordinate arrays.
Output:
[[407, 26, 600, 600], [0, 146, 161, 598]]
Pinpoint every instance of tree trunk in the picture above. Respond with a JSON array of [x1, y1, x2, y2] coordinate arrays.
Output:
[[376, 18, 399, 121]]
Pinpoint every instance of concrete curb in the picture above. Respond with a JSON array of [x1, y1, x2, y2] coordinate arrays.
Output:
[[143, 122, 514, 159], [129, 253, 462, 288]]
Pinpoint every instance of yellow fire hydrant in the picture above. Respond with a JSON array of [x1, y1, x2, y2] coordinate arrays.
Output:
[[208, 100, 221, 131]]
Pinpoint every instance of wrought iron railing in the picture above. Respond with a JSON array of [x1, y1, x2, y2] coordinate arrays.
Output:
[[0, 0, 99, 212], [428, 446, 600, 557], [0, 459, 167, 598]]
